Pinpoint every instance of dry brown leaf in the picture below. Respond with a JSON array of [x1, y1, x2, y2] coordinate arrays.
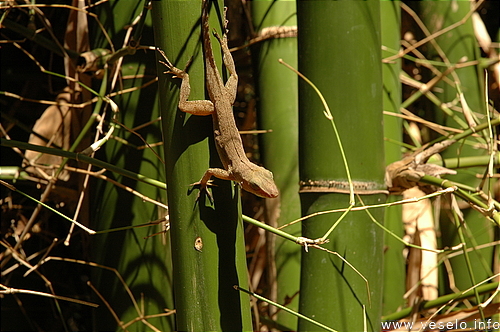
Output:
[[23, 91, 73, 181], [403, 188, 438, 302]]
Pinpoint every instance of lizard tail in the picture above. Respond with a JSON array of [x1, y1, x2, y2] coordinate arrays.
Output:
[[202, 0, 210, 37], [202, 0, 217, 71]]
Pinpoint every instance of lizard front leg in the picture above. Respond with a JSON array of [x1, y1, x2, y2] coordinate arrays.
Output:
[[191, 167, 236, 202]]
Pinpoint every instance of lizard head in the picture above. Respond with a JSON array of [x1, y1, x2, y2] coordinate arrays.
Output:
[[241, 165, 279, 198]]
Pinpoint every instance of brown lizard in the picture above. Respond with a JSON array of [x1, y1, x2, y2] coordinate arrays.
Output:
[[158, 0, 278, 200]]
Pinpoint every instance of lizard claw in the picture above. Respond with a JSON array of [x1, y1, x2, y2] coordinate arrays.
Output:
[[190, 180, 216, 204], [157, 48, 186, 78]]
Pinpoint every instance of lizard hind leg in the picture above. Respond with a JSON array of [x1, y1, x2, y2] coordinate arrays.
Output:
[[157, 48, 215, 115], [157, 48, 185, 79], [157, 48, 174, 72], [157, 48, 193, 78]]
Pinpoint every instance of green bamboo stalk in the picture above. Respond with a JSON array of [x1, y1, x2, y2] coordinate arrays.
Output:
[[87, 2, 175, 330], [434, 153, 500, 169], [152, 1, 252, 330], [381, 0, 405, 316], [417, 0, 495, 295], [237, 286, 338, 332], [296, 1, 385, 331], [251, 1, 300, 329]]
